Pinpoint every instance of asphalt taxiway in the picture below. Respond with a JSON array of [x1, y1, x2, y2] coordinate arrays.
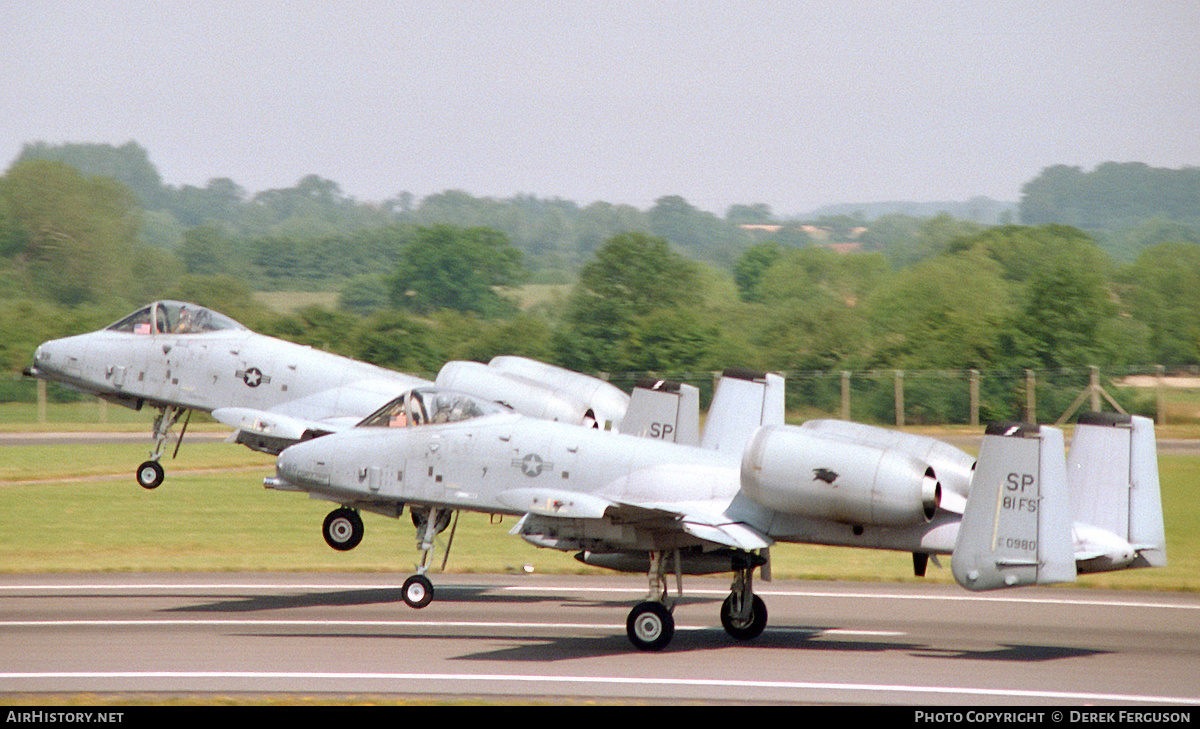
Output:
[[1, 572, 1198, 705]]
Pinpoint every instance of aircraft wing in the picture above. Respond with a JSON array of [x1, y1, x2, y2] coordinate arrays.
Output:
[[678, 519, 773, 551], [212, 407, 359, 455], [498, 487, 772, 551], [211, 375, 443, 454]]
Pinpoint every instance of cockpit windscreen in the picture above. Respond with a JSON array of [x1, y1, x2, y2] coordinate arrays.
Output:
[[106, 301, 248, 335], [358, 388, 506, 428]]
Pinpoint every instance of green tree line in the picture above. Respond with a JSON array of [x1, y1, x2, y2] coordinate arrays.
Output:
[[4, 142, 1200, 425], [1020, 162, 1200, 261]]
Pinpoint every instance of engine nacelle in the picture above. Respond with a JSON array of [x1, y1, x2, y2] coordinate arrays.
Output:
[[741, 424, 941, 526], [488, 356, 630, 430], [435, 361, 587, 424], [799, 419, 975, 503]]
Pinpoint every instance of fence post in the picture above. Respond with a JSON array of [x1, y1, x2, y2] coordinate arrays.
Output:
[[970, 369, 980, 427], [894, 370, 905, 427], [1156, 364, 1165, 426], [841, 370, 851, 421], [1089, 365, 1101, 412], [37, 379, 46, 425], [1025, 369, 1037, 423]]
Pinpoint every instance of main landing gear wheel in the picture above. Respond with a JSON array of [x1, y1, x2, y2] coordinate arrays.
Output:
[[626, 601, 674, 651], [322, 508, 364, 551], [136, 461, 165, 490], [402, 574, 434, 609], [720, 594, 768, 641]]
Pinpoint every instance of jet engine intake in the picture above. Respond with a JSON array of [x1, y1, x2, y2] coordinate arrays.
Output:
[[741, 425, 941, 526]]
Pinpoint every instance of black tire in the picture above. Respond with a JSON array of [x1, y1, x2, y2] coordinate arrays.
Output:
[[322, 508, 364, 551], [626, 601, 674, 651], [720, 594, 768, 641], [136, 461, 165, 490], [402, 574, 434, 609]]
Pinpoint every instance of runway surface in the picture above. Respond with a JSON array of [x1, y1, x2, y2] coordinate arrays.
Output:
[[1, 572, 1198, 705]]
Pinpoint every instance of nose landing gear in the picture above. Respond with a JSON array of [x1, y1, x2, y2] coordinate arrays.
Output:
[[136, 406, 189, 489], [136, 460, 165, 489], [399, 507, 457, 609]]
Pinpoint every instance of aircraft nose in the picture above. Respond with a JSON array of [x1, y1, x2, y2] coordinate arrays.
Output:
[[27, 338, 86, 381], [274, 438, 332, 489], [30, 340, 50, 366], [24, 344, 45, 376], [275, 443, 305, 482], [27, 338, 67, 377]]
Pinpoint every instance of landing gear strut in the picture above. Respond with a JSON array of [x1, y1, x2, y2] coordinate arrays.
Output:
[[720, 564, 768, 641], [625, 549, 682, 651], [624, 549, 769, 651], [400, 507, 458, 609], [135, 406, 189, 489]]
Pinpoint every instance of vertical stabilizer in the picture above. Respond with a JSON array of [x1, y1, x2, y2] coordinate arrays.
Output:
[[952, 423, 1076, 591], [1067, 413, 1166, 570], [700, 369, 784, 453], [621, 378, 700, 445]]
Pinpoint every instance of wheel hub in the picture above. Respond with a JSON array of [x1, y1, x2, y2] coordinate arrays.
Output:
[[330, 519, 352, 541], [406, 582, 426, 603], [633, 614, 662, 642]]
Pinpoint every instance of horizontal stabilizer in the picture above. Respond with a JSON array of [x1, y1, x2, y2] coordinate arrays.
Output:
[[621, 378, 701, 445], [952, 423, 1076, 591], [938, 490, 968, 515]]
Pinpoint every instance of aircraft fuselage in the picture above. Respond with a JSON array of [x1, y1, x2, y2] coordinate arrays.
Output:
[[272, 411, 964, 556], [30, 327, 428, 421]]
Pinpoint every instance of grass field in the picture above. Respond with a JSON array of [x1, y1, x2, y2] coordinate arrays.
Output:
[[249, 286, 569, 314], [252, 290, 338, 313], [0, 420, 1196, 592]]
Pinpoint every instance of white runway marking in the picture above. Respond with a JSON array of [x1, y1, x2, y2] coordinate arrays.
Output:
[[1, 580, 1194, 611], [503, 585, 1200, 611], [0, 618, 902, 638], [0, 670, 1197, 705]]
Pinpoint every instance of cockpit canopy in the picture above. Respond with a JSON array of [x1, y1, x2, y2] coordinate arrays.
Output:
[[358, 387, 508, 428], [105, 301, 248, 335]]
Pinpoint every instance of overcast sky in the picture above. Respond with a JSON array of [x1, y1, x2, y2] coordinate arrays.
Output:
[[3, 2, 1198, 216]]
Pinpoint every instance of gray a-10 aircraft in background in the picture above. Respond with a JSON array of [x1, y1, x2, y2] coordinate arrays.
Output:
[[268, 368, 1167, 651], [24, 300, 629, 501]]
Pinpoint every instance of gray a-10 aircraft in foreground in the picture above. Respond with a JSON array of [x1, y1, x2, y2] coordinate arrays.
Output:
[[267, 369, 1167, 650], [23, 300, 628, 512]]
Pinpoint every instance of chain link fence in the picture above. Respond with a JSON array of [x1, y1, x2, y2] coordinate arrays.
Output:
[[6, 365, 1199, 427], [605, 365, 1194, 426]]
